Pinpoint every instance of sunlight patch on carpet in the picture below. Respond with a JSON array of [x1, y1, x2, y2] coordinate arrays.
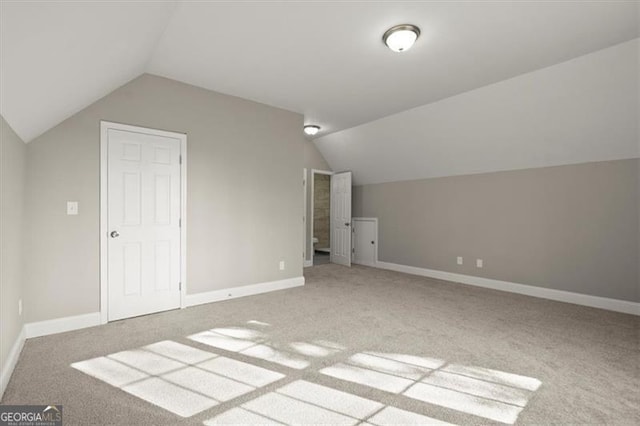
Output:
[[240, 344, 310, 369], [187, 326, 345, 370], [203, 380, 451, 426], [320, 351, 541, 424], [320, 362, 414, 393], [72, 325, 540, 424], [71, 340, 284, 417], [366, 406, 454, 425]]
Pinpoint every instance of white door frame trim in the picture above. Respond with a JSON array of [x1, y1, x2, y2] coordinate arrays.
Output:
[[303, 168, 307, 264], [310, 169, 333, 266], [352, 217, 378, 266], [99, 121, 187, 324]]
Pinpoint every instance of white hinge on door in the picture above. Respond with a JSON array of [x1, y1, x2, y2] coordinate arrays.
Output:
[[179, 155, 182, 165], [179, 218, 181, 227], [179, 282, 182, 291]]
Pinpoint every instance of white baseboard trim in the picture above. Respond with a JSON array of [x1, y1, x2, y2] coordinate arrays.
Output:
[[1, 326, 26, 400], [353, 260, 378, 268], [185, 276, 305, 307], [303, 260, 313, 268], [2, 277, 303, 396], [25, 312, 102, 339], [376, 261, 640, 316]]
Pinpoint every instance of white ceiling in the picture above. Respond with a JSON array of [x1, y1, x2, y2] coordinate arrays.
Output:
[[1, 1, 638, 143], [0, 1, 177, 142]]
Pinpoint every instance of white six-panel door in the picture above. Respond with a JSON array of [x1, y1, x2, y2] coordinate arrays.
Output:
[[104, 125, 183, 321], [330, 171, 352, 267]]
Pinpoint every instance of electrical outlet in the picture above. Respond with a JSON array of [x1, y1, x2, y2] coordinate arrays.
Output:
[[18, 299, 22, 316], [67, 201, 78, 215], [457, 256, 463, 265], [476, 259, 483, 268], [279, 261, 285, 271]]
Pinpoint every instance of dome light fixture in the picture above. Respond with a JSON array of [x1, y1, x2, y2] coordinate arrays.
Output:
[[303, 124, 321, 136], [383, 24, 420, 52]]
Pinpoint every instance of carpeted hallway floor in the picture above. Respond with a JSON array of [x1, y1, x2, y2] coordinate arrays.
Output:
[[2, 264, 638, 425]]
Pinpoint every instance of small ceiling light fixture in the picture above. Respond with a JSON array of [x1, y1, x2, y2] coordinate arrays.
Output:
[[303, 124, 321, 136], [383, 24, 420, 52]]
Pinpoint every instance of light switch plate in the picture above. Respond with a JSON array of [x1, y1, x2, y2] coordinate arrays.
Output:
[[457, 256, 463, 265], [67, 201, 78, 215]]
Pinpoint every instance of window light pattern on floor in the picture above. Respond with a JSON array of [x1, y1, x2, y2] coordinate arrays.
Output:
[[70, 319, 541, 425], [187, 327, 344, 370], [320, 352, 541, 424], [71, 340, 285, 417], [204, 380, 453, 426]]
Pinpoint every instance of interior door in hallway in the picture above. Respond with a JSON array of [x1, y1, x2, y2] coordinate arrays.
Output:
[[331, 171, 352, 267], [106, 125, 182, 321]]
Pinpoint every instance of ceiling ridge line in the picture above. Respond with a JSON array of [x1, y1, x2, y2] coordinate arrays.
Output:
[[142, 0, 182, 73]]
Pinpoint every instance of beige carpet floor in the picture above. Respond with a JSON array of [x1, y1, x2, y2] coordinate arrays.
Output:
[[2, 264, 638, 425]]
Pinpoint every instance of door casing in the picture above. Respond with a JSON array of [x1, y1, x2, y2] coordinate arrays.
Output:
[[99, 121, 187, 324], [310, 169, 333, 266]]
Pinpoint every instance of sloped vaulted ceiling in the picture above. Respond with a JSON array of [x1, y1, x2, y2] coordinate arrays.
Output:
[[314, 39, 639, 185], [0, 1, 178, 142], [1, 0, 638, 151]]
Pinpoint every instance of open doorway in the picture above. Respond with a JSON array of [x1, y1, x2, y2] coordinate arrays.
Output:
[[308, 169, 352, 267], [311, 169, 332, 265]]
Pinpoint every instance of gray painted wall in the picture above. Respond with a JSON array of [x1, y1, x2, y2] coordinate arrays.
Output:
[[354, 159, 639, 302], [24, 74, 304, 323], [303, 142, 330, 262], [0, 115, 26, 371]]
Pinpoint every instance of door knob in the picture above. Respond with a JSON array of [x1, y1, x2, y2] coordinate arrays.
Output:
[[110, 231, 120, 238], [345, 222, 350, 227]]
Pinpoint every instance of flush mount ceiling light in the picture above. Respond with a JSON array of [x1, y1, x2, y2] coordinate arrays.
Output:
[[303, 124, 321, 136], [383, 24, 420, 52]]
